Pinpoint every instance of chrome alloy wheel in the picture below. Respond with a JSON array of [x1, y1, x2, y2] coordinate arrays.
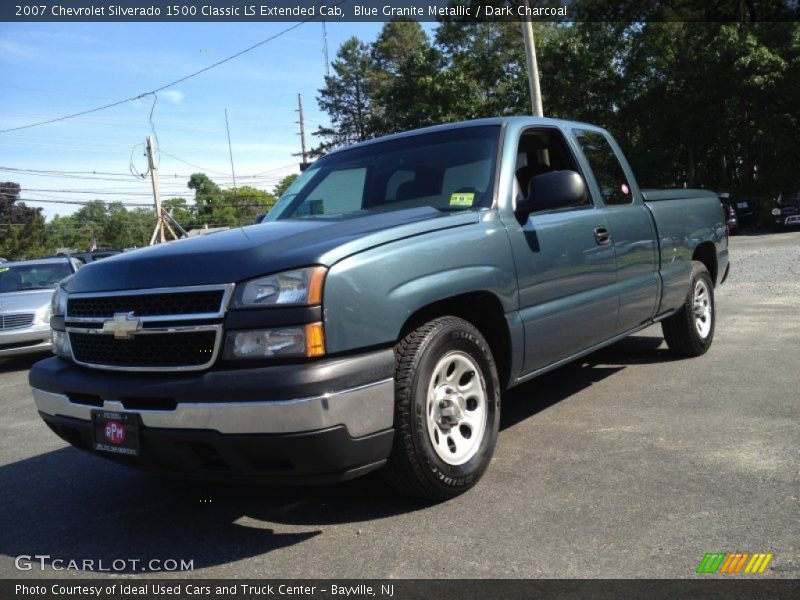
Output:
[[425, 351, 487, 465], [692, 279, 712, 339]]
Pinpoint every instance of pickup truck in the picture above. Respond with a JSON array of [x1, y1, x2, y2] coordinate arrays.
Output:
[[30, 117, 729, 500]]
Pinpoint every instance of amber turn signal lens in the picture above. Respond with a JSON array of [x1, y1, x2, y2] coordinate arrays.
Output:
[[305, 322, 325, 357], [307, 266, 327, 305]]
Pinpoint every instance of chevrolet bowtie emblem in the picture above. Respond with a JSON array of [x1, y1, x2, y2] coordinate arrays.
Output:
[[102, 312, 141, 339]]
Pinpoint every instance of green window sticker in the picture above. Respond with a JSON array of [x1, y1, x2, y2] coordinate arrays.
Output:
[[449, 192, 474, 207], [0, 267, 9, 273]]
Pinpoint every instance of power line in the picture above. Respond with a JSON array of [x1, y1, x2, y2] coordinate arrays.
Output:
[[254, 163, 298, 176], [0, 167, 138, 177], [18, 197, 278, 210], [1, 172, 149, 183], [1, 165, 294, 180], [158, 150, 229, 176], [23, 188, 163, 196], [16, 197, 152, 206], [0, 5, 347, 134]]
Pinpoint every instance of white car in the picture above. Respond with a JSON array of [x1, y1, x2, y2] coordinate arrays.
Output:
[[0, 257, 81, 358]]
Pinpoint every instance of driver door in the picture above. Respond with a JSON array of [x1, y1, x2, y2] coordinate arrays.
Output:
[[503, 127, 618, 375]]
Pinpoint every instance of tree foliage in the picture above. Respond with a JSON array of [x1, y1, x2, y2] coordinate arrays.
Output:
[[45, 201, 157, 253], [315, 19, 800, 198], [273, 173, 299, 198], [313, 38, 374, 153], [188, 173, 277, 228], [1, 174, 277, 260], [1, 182, 47, 260]]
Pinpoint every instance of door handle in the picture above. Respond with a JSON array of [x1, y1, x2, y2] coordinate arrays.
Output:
[[594, 226, 612, 245]]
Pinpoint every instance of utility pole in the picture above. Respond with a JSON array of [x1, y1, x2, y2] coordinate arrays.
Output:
[[521, 6, 544, 117], [296, 93, 309, 171], [146, 135, 166, 245]]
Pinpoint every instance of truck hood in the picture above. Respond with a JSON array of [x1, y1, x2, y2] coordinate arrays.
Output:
[[66, 207, 479, 293]]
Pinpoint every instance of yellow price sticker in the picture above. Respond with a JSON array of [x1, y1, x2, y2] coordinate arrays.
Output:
[[449, 192, 474, 207]]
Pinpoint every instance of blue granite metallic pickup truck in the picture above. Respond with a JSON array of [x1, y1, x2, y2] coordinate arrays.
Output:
[[30, 117, 729, 500]]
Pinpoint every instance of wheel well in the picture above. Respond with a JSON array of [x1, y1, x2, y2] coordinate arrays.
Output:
[[693, 242, 718, 285], [400, 292, 512, 389]]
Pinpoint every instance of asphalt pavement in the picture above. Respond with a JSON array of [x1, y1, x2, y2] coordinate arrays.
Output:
[[1, 231, 798, 579]]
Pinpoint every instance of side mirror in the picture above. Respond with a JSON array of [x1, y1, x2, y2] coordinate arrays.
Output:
[[516, 170, 588, 219]]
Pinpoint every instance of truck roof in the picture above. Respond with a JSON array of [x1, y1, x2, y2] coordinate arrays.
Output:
[[328, 116, 606, 156]]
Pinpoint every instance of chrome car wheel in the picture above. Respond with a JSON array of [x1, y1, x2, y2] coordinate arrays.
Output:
[[425, 351, 487, 466]]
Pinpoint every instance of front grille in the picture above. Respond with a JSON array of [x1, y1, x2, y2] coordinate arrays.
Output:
[[68, 290, 225, 319], [0, 313, 35, 330], [70, 331, 217, 368]]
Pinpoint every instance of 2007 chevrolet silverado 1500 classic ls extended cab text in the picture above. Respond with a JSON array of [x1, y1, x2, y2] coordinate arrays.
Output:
[[30, 117, 729, 500]]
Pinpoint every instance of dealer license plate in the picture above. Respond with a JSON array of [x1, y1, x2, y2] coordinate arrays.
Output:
[[91, 410, 140, 456]]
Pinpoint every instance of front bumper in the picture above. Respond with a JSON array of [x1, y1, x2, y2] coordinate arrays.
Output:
[[0, 322, 52, 358], [30, 349, 396, 482], [774, 214, 800, 227]]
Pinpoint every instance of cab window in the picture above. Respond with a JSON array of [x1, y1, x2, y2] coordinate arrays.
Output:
[[572, 129, 632, 205]]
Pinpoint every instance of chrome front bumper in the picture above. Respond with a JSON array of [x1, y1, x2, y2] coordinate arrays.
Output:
[[32, 378, 394, 438], [0, 323, 52, 357]]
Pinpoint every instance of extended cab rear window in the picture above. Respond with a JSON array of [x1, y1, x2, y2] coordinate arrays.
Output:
[[266, 126, 501, 220], [573, 129, 633, 206]]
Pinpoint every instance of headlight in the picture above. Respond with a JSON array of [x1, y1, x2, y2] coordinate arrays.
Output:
[[52, 330, 72, 358], [771, 208, 781, 216], [224, 323, 325, 359], [233, 266, 326, 308], [51, 286, 68, 316]]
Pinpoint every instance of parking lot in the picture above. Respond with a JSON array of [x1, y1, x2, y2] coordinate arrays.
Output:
[[1, 232, 798, 579]]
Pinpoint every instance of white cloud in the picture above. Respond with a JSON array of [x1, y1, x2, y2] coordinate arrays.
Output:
[[0, 39, 36, 62], [161, 90, 184, 104]]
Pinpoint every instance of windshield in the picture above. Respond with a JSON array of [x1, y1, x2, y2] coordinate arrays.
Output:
[[266, 125, 501, 220], [0, 263, 72, 293], [777, 190, 800, 205]]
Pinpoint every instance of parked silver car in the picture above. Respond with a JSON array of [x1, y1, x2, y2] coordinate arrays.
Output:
[[0, 257, 80, 358]]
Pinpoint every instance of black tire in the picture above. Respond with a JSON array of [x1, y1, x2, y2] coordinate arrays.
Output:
[[381, 316, 501, 501], [661, 261, 715, 357]]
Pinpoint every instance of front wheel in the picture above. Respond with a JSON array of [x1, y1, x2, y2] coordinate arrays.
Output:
[[381, 316, 500, 500], [661, 261, 715, 357]]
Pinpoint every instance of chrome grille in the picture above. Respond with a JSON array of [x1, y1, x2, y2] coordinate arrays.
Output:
[[0, 313, 35, 330], [64, 284, 232, 372]]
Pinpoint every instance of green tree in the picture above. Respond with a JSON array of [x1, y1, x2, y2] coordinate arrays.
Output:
[[188, 173, 276, 228], [163, 197, 196, 231], [434, 21, 530, 118], [73, 200, 108, 250], [369, 21, 450, 133], [46, 214, 81, 251], [1, 182, 47, 259], [188, 173, 227, 227], [273, 173, 299, 198], [314, 38, 374, 153], [223, 186, 277, 226]]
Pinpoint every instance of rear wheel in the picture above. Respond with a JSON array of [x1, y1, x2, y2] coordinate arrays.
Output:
[[662, 261, 715, 357], [381, 316, 500, 500]]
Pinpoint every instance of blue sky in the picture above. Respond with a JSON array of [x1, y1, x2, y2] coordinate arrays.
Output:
[[0, 21, 433, 219]]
